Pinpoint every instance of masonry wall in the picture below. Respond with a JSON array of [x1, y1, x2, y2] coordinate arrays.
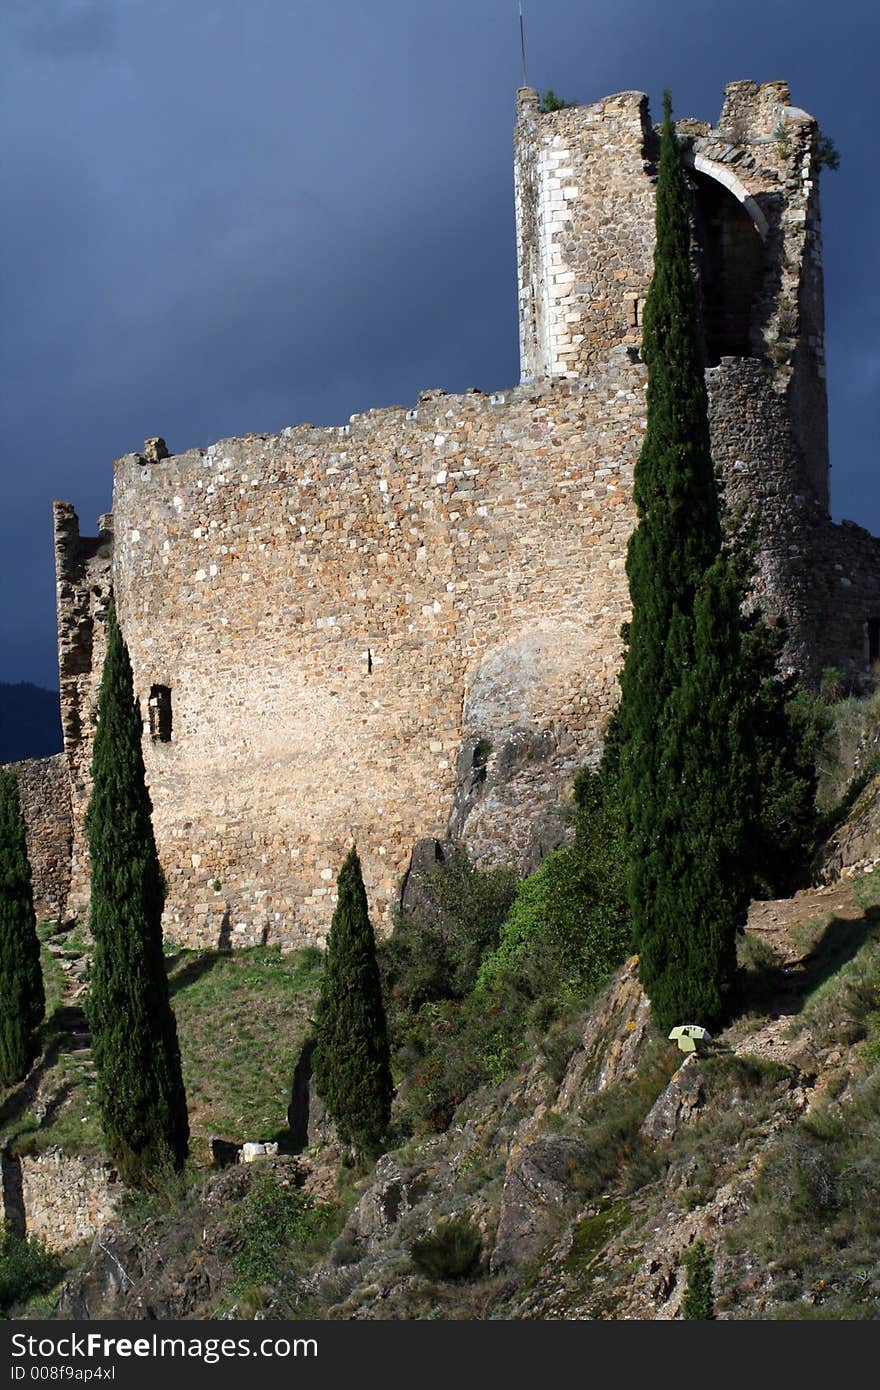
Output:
[[515, 87, 655, 381], [11, 755, 72, 922], [109, 366, 646, 947], [707, 358, 880, 681], [0, 1145, 119, 1252], [54, 502, 113, 920]]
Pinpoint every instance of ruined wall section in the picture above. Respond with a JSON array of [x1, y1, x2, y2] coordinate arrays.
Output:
[[53, 503, 113, 919], [515, 88, 656, 381], [516, 80, 829, 514], [709, 358, 880, 682], [688, 80, 829, 510], [0, 1145, 119, 1252], [109, 367, 646, 947], [9, 755, 72, 922]]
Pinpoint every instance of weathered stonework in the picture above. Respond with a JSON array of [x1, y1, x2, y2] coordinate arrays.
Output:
[[50, 81, 880, 946], [53, 502, 113, 919], [108, 366, 644, 946], [0, 1145, 120, 1252], [9, 755, 71, 922]]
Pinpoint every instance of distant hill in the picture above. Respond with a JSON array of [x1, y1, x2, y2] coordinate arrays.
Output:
[[0, 682, 63, 764]]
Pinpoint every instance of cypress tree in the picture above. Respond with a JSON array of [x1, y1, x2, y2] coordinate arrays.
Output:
[[86, 606, 188, 1184], [616, 94, 754, 1032], [313, 846, 392, 1155], [0, 769, 45, 1087], [681, 1239, 716, 1319]]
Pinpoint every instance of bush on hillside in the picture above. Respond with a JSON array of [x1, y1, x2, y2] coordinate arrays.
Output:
[[380, 849, 516, 1020], [0, 1233, 62, 1314]]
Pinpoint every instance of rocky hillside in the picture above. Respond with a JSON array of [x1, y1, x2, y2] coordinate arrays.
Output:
[[44, 870, 880, 1322]]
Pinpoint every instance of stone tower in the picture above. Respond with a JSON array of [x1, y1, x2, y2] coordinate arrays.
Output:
[[513, 80, 843, 672]]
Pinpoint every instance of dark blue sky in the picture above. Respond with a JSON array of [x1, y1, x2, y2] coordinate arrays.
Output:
[[3, 0, 878, 689]]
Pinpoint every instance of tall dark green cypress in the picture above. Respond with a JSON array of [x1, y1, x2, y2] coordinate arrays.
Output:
[[313, 847, 392, 1155], [0, 769, 45, 1087], [617, 94, 754, 1032], [681, 1239, 716, 1319], [86, 606, 188, 1184]]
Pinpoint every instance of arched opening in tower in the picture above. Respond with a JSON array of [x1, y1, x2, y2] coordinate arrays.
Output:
[[690, 171, 765, 365]]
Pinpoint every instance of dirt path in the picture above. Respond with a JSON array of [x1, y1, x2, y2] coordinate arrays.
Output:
[[730, 875, 874, 1066]]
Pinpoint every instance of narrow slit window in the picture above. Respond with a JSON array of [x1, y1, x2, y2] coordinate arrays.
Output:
[[148, 684, 172, 742], [868, 619, 880, 668], [366, 648, 373, 675]]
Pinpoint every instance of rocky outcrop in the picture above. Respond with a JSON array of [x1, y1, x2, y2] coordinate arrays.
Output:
[[448, 724, 580, 876], [491, 1136, 590, 1272], [554, 955, 651, 1112], [639, 1056, 704, 1144], [814, 770, 880, 883], [344, 1156, 431, 1249]]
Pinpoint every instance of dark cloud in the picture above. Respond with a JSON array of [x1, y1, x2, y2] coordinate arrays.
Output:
[[5, 0, 119, 58], [3, 0, 878, 687]]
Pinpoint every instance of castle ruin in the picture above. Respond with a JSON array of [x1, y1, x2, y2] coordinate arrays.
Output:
[[47, 80, 880, 947]]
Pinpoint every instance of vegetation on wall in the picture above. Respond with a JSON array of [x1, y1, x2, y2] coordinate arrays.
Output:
[[86, 606, 189, 1185], [540, 89, 573, 112], [386, 766, 631, 1135], [0, 767, 45, 1087], [478, 759, 629, 999]]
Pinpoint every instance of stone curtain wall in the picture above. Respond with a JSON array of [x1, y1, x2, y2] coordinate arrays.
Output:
[[11, 755, 72, 922], [0, 1146, 119, 1252], [53, 503, 113, 919], [109, 367, 646, 947]]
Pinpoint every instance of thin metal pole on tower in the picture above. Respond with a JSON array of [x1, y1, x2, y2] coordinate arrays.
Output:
[[519, 2, 528, 88]]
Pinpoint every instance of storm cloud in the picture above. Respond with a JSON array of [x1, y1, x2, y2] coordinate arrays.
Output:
[[3, 0, 878, 686]]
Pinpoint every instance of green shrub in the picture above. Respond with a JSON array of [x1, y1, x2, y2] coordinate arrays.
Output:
[[409, 1214, 482, 1281], [682, 1240, 715, 1319], [540, 89, 573, 112], [232, 1173, 331, 1292], [395, 768, 630, 1133], [381, 850, 516, 1018], [816, 686, 880, 810], [820, 666, 847, 702], [0, 1233, 63, 1313], [815, 132, 840, 172], [478, 764, 630, 1000], [398, 985, 529, 1133]]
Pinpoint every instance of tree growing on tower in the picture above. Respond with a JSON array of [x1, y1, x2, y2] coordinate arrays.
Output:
[[85, 605, 189, 1184], [0, 768, 45, 1087], [312, 846, 393, 1155]]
